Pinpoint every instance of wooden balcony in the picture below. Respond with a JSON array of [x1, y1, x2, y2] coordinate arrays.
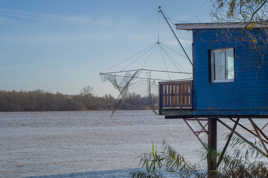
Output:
[[159, 80, 192, 114]]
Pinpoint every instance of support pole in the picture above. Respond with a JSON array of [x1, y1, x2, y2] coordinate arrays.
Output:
[[249, 118, 268, 155], [183, 118, 208, 149], [217, 117, 240, 168], [218, 119, 268, 157], [208, 118, 217, 178]]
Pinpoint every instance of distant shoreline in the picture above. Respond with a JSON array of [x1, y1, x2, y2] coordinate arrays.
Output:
[[0, 108, 154, 113], [0, 90, 158, 112]]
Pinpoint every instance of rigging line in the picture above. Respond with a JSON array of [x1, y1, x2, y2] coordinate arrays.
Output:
[[105, 73, 192, 82], [161, 43, 193, 71], [163, 44, 193, 70], [158, 6, 193, 66], [156, 3, 161, 43], [161, 42, 191, 60], [158, 44, 189, 73], [158, 3, 177, 23], [129, 77, 152, 91], [123, 44, 155, 70], [158, 44, 186, 72], [139, 42, 156, 68], [157, 44, 172, 80], [145, 68, 191, 74], [126, 75, 143, 86], [162, 44, 192, 71], [160, 44, 192, 73], [105, 43, 156, 71], [161, 45, 192, 72], [100, 68, 192, 75], [100, 73, 171, 81], [124, 79, 139, 89], [123, 43, 157, 70], [118, 43, 156, 70]]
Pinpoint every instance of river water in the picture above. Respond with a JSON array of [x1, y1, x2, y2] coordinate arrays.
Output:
[[0, 111, 266, 177]]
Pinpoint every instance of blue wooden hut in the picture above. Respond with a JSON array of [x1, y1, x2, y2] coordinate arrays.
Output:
[[159, 22, 268, 118]]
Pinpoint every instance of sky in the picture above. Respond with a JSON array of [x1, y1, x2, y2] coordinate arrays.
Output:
[[0, 0, 213, 96]]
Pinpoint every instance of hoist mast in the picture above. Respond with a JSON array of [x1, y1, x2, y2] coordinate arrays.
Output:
[[158, 6, 193, 66]]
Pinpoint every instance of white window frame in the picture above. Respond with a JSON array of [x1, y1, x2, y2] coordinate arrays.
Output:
[[211, 48, 235, 83]]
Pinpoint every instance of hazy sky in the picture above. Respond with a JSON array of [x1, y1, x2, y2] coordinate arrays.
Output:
[[0, 0, 212, 96]]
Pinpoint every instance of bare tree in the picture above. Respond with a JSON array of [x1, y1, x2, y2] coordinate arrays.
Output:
[[211, 0, 268, 22], [80, 85, 94, 96]]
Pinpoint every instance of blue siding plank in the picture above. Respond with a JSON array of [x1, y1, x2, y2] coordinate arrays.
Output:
[[192, 28, 268, 115]]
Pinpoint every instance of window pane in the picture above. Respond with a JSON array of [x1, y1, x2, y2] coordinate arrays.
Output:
[[214, 50, 225, 80], [211, 52, 215, 81], [226, 49, 234, 80]]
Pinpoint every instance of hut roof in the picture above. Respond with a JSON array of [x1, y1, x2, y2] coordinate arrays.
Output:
[[175, 22, 268, 30]]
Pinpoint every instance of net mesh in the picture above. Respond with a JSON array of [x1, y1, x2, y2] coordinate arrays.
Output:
[[99, 41, 193, 115], [100, 69, 161, 115], [101, 70, 140, 98]]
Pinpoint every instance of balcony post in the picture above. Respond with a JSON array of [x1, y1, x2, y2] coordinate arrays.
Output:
[[159, 84, 163, 115]]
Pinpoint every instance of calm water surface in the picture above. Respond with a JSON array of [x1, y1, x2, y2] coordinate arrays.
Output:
[[0, 110, 264, 177]]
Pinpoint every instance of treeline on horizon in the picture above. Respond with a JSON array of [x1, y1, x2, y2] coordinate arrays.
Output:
[[0, 89, 158, 112]]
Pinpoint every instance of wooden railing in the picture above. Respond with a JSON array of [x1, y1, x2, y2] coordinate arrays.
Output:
[[159, 80, 192, 110]]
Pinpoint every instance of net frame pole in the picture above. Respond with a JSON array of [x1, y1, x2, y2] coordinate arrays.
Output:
[[158, 6, 193, 66]]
